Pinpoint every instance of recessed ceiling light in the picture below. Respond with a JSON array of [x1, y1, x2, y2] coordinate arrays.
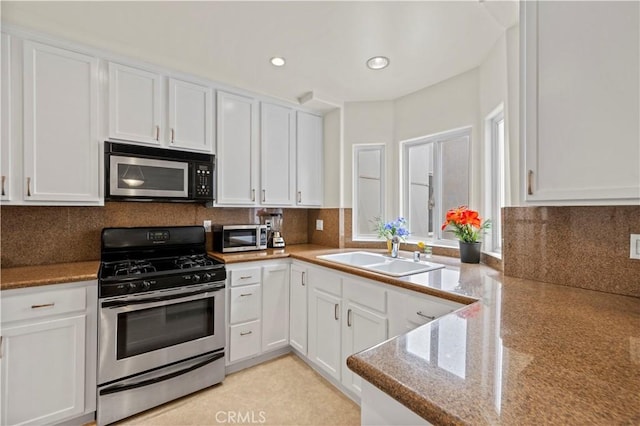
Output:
[[270, 57, 286, 67], [366, 56, 390, 70]]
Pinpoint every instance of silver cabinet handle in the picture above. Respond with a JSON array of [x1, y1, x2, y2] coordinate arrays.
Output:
[[334, 303, 339, 320], [301, 271, 306, 286], [262, 189, 266, 203], [416, 311, 435, 321], [347, 308, 352, 327], [239, 293, 253, 297], [26, 177, 31, 197], [171, 128, 175, 143], [1, 175, 5, 196], [251, 189, 256, 202], [155, 125, 160, 141], [240, 331, 252, 336], [297, 191, 302, 203], [32, 303, 55, 309], [0, 336, 3, 359], [239, 275, 252, 280], [527, 170, 534, 195]]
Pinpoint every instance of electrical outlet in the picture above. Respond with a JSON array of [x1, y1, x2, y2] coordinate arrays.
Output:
[[203, 220, 212, 232], [631, 234, 640, 260], [316, 219, 324, 231]]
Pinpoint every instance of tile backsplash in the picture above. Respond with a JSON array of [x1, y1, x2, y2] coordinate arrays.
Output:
[[503, 206, 640, 298], [0, 203, 309, 267]]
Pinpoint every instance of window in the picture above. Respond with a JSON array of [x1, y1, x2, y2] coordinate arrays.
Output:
[[486, 106, 505, 254], [353, 144, 386, 240], [401, 128, 470, 244]]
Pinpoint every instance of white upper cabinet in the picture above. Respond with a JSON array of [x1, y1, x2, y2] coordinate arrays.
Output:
[[1, 33, 12, 201], [23, 40, 100, 203], [109, 62, 162, 145], [216, 90, 258, 205], [296, 111, 323, 207], [260, 102, 295, 206], [168, 78, 213, 152], [522, 1, 640, 204]]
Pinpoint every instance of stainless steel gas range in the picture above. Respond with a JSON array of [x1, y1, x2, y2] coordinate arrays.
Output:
[[97, 226, 226, 425]]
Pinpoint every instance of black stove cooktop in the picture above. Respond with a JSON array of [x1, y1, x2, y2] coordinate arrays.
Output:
[[99, 226, 226, 298]]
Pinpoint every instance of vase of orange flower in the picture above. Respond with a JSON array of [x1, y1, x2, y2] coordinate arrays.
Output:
[[441, 206, 491, 264]]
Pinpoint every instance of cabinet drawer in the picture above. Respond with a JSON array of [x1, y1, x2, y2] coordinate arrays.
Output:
[[343, 278, 386, 313], [229, 284, 261, 324], [1, 286, 87, 323], [230, 267, 261, 287], [406, 293, 463, 327], [229, 320, 261, 363]]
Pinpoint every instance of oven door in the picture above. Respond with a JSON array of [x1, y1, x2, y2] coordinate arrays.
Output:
[[109, 155, 189, 199], [98, 283, 225, 385]]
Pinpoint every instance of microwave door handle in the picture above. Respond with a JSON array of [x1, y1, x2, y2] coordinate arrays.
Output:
[[101, 285, 224, 309], [99, 351, 224, 396]]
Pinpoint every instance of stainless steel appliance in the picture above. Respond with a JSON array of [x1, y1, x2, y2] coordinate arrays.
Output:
[[97, 226, 226, 425], [105, 141, 214, 202], [258, 209, 285, 248], [212, 224, 268, 253]]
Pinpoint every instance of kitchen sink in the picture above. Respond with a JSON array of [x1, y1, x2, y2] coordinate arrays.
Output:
[[316, 251, 445, 277]]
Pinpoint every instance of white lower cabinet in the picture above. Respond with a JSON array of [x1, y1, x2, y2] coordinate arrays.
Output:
[[261, 264, 290, 352], [341, 278, 388, 397], [0, 281, 97, 426], [289, 263, 308, 355], [226, 261, 290, 365], [307, 266, 343, 382]]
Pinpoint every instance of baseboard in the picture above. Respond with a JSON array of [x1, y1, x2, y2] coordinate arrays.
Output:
[[225, 346, 291, 375]]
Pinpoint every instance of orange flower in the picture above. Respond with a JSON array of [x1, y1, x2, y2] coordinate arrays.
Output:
[[441, 206, 490, 243]]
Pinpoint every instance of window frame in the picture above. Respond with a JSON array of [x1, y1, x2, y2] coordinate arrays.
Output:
[[485, 104, 505, 255], [399, 126, 472, 247], [352, 143, 386, 241]]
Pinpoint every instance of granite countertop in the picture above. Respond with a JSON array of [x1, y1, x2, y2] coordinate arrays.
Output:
[[3, 246, 639, 424], [0, 260, 100, 291]]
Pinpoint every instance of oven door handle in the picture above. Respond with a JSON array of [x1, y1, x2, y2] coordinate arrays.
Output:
[[99, 351, 224, 396], [101, 284, 224, 309]]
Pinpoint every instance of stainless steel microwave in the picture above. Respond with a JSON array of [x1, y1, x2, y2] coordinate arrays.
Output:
[[213, 224, 268, 253], [105, 142, 214, 202]]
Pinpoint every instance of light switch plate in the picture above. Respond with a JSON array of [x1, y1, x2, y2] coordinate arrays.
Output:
[[630, 234, 640, 259], [203, 220, 212, 232], [316, 219, 324, 231]]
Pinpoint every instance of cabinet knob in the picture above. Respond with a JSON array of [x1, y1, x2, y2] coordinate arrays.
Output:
[[297, 191, 302, 203], [155, 125, 160, 141], [334, 303, 339, 320], [262, 189, 266, 203], [528, 170, 534, 195], [26, 177, 31, 197], [1, 175, 5, 196], [347, 308, 352, 327], [301, 271, 306, 286], [171, 128, 175, 143], [252, 189, 256, 202]]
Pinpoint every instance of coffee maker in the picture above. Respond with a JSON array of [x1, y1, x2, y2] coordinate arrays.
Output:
[[257, 209, 285, 248]]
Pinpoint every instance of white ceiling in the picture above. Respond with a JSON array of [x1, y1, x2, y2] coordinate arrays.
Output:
[[1, 1, 518, 105]]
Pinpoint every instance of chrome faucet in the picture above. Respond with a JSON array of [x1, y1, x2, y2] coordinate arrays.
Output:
[[391, 236, 400, 258]]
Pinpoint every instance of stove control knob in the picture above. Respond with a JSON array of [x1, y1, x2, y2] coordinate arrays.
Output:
[[192, 274, 201, 283], [128, 282, 138, 292], [142, 280, 152, 290], [203, 273, 212, 281]]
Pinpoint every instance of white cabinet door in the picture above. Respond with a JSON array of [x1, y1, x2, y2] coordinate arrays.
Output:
[[216, 91, 258, 205], [1, 33, 12, 201], [342, 302, 387, 397], [168, 78, 213, 152], [260, 102, 294, 205], [1, 315, 86, 426], [296, 111, 323, 207], [261, 264, 290, 352], [307, 267, 342, 381], [109, 62, 162, 145], [289, 263, 308, 354], [522, 1, 640, 204], [23, 41, 100, 202]]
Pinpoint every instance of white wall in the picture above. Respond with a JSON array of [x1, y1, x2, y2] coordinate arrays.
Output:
[[323, 108, 342, 208], [342, 101, 394, 210]]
